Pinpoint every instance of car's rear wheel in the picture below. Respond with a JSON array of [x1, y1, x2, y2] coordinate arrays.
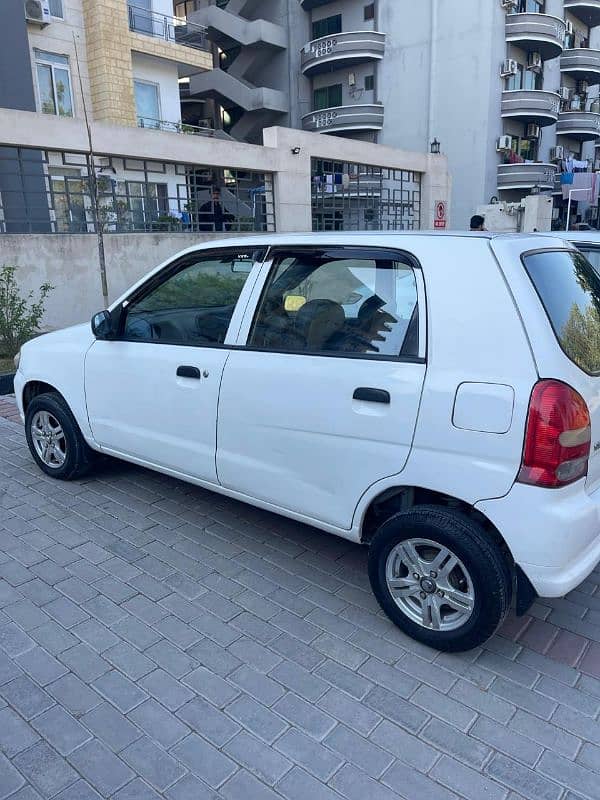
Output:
[[368, 506, 511, 652], [25, 392, 96, 480]]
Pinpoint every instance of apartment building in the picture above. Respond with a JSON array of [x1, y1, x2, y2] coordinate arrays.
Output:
[[182, 0, 600, 228]]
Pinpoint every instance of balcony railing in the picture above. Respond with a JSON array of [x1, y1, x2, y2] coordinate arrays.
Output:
[[128, 4, 209, 51], [137, 116, 223, 137], [497, 162, 558, 191]]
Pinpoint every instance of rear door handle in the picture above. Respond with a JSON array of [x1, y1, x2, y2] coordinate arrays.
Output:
[[176, 365, 201, 379], [353, 387, 391, 404]]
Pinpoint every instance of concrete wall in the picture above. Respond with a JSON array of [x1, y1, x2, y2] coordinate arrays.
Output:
[[0, 232, 247, 330], [132, 52, 182, 125], [311, 0, 374, 32], [27, 0, 93, 121]]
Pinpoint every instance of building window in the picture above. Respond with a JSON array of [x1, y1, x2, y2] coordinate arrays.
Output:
[[511, 0, 544, 11], [48, 0, 63, 18], [312, 14, 342, 39], [134, 80, 161, 128], [364, 3, 375, 20], [313, 84, 343, 111], [365, 75, 375, 91], [35, 50, 73, 117], [505, 64, 542, 91]]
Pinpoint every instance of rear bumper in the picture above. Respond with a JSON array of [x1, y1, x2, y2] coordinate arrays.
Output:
[[476, 480, 600, 597]]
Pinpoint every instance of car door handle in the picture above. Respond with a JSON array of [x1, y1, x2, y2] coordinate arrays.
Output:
[[353, 387, 391, 404], [176, 365, 201, 379]]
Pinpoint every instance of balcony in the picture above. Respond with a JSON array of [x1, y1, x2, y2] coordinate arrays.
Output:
[[128, 4, 209, 52], [137, 116, 228, 138], [501, 89, 560, 126], [560, 48, 600, 84], [301, 31, 385, 77], [301, 103, 384, 134], [556, 110, 600, 140], [497, 162, 558, 191], [300, 0, 336, 9], [564, 1, 600, 27], [505, 13, 566, 60]]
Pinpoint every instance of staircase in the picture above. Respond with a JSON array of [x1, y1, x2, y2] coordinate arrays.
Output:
[[187, 0, 289, 141]]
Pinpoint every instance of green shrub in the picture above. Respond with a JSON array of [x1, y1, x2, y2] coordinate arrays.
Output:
[[0, 265, 53, 357]]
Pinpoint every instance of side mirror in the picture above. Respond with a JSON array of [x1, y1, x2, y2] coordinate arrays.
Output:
[[91, 309, 117, 340]]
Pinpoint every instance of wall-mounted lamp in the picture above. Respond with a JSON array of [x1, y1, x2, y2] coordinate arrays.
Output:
[[430, 138, 441, 155], [291, 146, 301, 155]]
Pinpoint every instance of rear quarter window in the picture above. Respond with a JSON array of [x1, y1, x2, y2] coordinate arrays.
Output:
[[523, 249, 600, 375]]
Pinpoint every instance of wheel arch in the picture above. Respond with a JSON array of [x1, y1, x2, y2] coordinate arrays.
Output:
[[22, 380, 65, 413], [360, 485, 514, 569]]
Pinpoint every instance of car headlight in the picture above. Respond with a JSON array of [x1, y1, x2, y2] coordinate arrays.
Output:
[[13, 351, 20, 370]]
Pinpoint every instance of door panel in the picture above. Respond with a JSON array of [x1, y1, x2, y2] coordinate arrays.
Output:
[[217, 352, 425, 528], [84, 247, 264, 482], [216, 246, 426, 529], [85, 341, 226, 482]]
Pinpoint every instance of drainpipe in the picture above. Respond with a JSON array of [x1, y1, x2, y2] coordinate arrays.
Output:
[[427, 0, 438, 151]]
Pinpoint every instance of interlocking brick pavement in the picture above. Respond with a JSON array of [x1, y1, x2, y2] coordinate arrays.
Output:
[[0, 403, 600, 799]]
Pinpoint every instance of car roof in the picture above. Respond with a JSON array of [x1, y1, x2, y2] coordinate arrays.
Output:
[[541, 230, 600, 244]]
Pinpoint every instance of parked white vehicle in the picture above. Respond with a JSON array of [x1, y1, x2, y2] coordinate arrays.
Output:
[[13, 232, 600, 651]]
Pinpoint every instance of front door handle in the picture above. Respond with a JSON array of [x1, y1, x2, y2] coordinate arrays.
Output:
[[353, 387, 391, 404], [177, 365, 201, 379]]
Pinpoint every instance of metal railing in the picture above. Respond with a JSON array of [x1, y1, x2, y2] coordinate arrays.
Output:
[[137, 116, 217, 137], [128, 4, 209, 51]]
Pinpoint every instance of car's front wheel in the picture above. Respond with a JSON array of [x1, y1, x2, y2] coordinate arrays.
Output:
[[368, 506, 511, 652], [25, 392, 96, 480]]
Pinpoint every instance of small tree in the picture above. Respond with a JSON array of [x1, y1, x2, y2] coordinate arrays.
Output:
[[0, 266, 53, 357]]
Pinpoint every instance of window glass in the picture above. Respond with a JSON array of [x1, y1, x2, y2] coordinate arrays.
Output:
[[524, 250, 600, 374], [313, 84, 343, 110], [35, 51, 73, 117], [249, 252, 419, 358], [312, 14, 342, 39], [365, 74, 375, 91], [134, 80, 161, 127], [123, 250, 263, 345], [578, 247, 600, 276], [37, 64, 56, 115], [48, 0, 63, 16], [364, 3, 375, 20]]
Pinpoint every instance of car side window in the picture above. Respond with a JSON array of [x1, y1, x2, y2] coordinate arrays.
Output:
[[248, 249, 419, 358], [578, 246, 600, 278], [122, 249, 263, 345]]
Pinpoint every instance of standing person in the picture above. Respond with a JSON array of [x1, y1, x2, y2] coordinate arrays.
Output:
[[199, 187, 234, 232], [470, 214, 486, 231]]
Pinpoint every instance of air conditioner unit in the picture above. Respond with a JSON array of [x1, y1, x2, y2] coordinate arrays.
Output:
[[565, 20, 574, 35], [550, 145, 565, 162], [24, 0, 51, 25], [501, 0, 518, 10], [496, 135, 512, 152], [527, 52, 543, 71], [501, 59, 519, 77], [526, 123, 541, 138], [558, 86, 571, 101]]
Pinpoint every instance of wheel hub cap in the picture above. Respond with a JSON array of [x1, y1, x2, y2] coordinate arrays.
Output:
[[385, 537, 475, 632], [30, 410, 67, 469]]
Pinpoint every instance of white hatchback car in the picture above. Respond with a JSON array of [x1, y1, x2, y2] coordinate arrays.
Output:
[[14, 232, 600, 651]]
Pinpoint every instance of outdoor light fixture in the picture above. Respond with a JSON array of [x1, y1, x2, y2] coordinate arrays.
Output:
[[430, 138, 441, 155], [291, 146, 301, 155]]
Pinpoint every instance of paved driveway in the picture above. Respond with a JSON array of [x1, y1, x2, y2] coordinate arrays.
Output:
[[0, 409, 600, 800]]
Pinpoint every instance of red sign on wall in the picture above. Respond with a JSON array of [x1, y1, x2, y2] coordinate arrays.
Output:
[[434, 200, 447, 229]]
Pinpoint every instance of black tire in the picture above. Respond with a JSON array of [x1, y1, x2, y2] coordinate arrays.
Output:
[[368, 505, 511, 652], [25, 392, 97, 481]]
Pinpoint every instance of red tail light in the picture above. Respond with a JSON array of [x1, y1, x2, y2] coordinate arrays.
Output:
[[518, 380, 591, 488]]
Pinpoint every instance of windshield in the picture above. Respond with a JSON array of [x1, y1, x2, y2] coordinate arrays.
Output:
[[523, 249, 600, 375]]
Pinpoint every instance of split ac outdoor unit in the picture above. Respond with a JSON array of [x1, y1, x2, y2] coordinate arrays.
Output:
[[24, 0, 51, 25], [526, 123, 541, 138], [550, 146, 565, 162], [501, 59, 519, 77], [497, 135, 512, 151], [527, 52, 543, 71], [559, 87, 571, 101]]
